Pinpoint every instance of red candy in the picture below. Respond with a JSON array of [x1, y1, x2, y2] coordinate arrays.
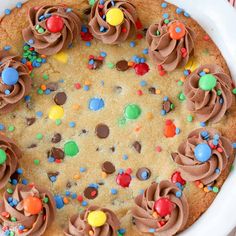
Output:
[[171, 171, 186, 185], [23, 196, 42, 215], [134, 63, 149, 76], [46, 15, 64, 33], [164, 119, 176, 138], [81, 31, 93, 41], [135, 19, 143, 30], [154, 197, 174, 217], [116, 172, 132, 187]]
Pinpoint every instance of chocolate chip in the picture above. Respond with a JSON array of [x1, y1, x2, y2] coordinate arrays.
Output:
[[51, 133, 62, 143], [50, 147, 64, 160], [46, 82, 58, 91], [28, 143, 37, 149], [95, 124, 110, 139], [66, 181, 72, 188], [26, 117, 36, 126], [114, 86, 122, 94], [84, 187, 98, 199], [47, 171, 59, 178], [54, 92, 67, 105], [148, 87, 156, 94], [110, 146, 115, 153], [162, 98, 174, 113], [102, 161, 116, 174], [93, 59, 103, 69], [10, 171, 20, 182], [136, 167, 151, 181], [26, 102, 33, 110], [116, 60, 129, 71], [133, 141, 142, 153]]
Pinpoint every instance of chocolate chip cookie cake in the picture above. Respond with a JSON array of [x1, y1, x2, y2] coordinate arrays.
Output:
[[0, 0, 235, 235]]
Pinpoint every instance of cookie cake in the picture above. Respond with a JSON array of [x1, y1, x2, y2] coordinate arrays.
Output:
[[0, 0, 235, 235]]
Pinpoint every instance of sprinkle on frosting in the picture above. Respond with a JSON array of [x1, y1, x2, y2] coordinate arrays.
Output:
[[0, 51, 31, 114], [184, 64, 235, 123], [22, 5, 81, 55], [0, 184, 56, 236], [89, 0, 141, 44], [171, 128, 233, 185], [64, 205, 120, 236], [146, 19, 195, 71], [132, 180, 189, 235]]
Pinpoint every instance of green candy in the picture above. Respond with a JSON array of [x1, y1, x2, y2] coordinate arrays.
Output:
[[0, 149, 7, 165], [89, 0, 96, 6], [124, 104, 141, 120], [199, 74, 217, 91], [64, 141, 79, 157]]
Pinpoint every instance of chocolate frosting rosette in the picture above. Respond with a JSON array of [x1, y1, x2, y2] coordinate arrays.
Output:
[[184, 64, 234, 123], [0, 51, 31, 114], [172, 128, 233, 185], [64, 205, 120, 236], [146, 19, 195, 71], [132, 180, 189, 236], [0, 184, 56, 236], [22, 5, 81, 55], [0, 134, 22, 189], [89, 0, 141, 44]]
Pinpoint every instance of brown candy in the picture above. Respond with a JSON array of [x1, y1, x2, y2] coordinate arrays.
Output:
[[54, 92, 67, 105], [95, 124, 110, 139], [136, 167, 151, 181], [84, 187, 98, 199], [116, 60, 129, 71], [148, 87, 156, 94], [102, 161, 116, 174]]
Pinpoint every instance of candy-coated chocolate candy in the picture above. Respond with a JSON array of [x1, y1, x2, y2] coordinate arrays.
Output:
[[116, 173, 132, 187], [87, 210, 107, 227], [64, 141, 79, 157], [199, 74, 217, 91], [171, 171, 186, 185], [164, 120, 176, 138], [169, 21, 186, 40], [124, 104, 141, 120], [154, 197, 174, 217], [48, 105, 64, 120], [134, 63, 150, 76], [2, 67, 19, 85], [194, 143, 212, 162], [0, 149, 7, 165], [46, 15, 64, 33], [53, 52, 68, 64], [23, 196, 42, 215], [106, 8, 124, 26], [89, 98, 105, 111]]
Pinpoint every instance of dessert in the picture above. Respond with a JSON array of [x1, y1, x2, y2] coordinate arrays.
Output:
[[0, 0, 235, 235]]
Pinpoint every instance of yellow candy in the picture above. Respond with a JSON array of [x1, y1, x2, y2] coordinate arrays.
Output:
[[87, 210, 107, 227], [106, 8, 124, 26], [49, 105, 64, 120], [53, 51, 68, 64], [185, 58, 199, 72]]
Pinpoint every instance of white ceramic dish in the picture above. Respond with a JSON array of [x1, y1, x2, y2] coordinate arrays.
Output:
[[0, 1, 235, 236]]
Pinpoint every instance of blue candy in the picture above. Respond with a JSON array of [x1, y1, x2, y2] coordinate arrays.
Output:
[[2, 67, 19, 85], [89, 97, 105, 111], [54, 195, 64, 209], [194, 143, 212, 162]]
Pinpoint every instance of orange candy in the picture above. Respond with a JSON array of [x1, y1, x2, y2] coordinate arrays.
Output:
[[164, 120, 176, 138], [168, 21, 186, 40], [23, 196, 43, 215]]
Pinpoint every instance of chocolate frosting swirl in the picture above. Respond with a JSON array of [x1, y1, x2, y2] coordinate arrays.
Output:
[[0, 52, 31, 114], [0, 134, 21, 190], [22, 5, 81, 56], [184, 64, 234, 123], [146, 20, 195, 71], [89, 0, 139, 44], [64, 205, 120, 236], [132, 180, 189, 236], [0, 184, 56, 236], [172, 128, 233, 185]]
